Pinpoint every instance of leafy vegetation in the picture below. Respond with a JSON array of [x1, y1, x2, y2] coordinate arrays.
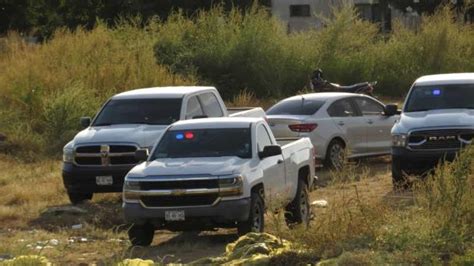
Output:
[[0, 0, 271, 40], [264, 146, 474, 264], [154, 5, 474, 99], [0, 21, 191, 160], [0, 4, 473, 160], [0, 5, 473, 263]]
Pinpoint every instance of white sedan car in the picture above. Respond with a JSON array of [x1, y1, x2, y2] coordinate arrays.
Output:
[[266, 93, 399, 168]]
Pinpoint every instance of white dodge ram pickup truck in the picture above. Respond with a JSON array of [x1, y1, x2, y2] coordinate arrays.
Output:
[[62, 86, 264, 204], [122, 117, 315, 246], [391, 73, 474, 189]]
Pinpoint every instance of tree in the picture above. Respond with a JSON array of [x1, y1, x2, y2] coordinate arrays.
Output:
[[0, 0, 271, 39]]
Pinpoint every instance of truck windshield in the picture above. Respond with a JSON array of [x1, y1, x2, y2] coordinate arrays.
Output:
[[267, 98, 325, 115], [152, 128, 252, 159], [405, 84, 474, 112], [93, 98, 182, 126]]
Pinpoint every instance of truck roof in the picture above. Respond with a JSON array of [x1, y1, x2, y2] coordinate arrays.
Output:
[[415, 73, 474, 86], [112, 86, 217, 99], [170, 117, 264, 130]]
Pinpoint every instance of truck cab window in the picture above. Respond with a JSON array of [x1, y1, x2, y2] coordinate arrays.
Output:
[[186, 96, 205, 119], [256, 124, 272, 152], [199, 93, 224, 117]]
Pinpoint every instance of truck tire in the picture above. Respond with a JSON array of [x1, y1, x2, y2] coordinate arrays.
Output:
[[392, 157, 408, 191], [325, 139, 345, 169], [285, 179, 311, 227], [237, 191, 264, 236], [67, 191, 93, 205], [128, 223, 154, 246]]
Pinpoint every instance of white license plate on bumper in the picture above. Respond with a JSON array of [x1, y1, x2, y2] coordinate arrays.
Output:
[[96, 176, 113, 185], [165, 210, 185, 221]]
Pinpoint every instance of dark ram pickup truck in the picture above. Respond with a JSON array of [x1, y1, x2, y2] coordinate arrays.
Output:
[[391, 73, 474, 189]]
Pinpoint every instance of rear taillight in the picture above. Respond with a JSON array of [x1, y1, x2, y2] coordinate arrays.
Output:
[[288, 123, 318, 132]]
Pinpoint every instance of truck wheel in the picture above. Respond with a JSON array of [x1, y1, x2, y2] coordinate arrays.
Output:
[[392, 157, 408, 191], [325, 139, 345, 169], [67, 191, 93, 205], [128, 223, 154, 246], [237, 191, 264, 236], [285, 179, 311, 227]]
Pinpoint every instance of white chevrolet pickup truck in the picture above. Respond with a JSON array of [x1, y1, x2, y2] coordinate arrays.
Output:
[[122, 117, 315, 246], [62, 86, 264, 204]]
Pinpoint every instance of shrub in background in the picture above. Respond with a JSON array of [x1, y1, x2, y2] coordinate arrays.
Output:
[[154, 5, 474, 98], [154, 6, 317, 99]]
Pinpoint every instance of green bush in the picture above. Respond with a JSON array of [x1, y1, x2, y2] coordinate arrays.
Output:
[[154, 5, 474, 98], [154, 6, 316, 99]]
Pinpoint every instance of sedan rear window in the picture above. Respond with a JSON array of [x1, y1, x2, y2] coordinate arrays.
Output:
[[267, 98, 325, 115]]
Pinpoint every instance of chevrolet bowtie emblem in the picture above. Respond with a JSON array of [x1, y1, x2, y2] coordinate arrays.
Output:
[[171, 189, 186, 196]]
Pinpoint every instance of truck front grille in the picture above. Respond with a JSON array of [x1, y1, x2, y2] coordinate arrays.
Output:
[[74, 144, 138, 166], [408, 129, 474, 151], [140, 195, 219, 207], [135, 177, 221, 207], [140, 179, 219, 190]]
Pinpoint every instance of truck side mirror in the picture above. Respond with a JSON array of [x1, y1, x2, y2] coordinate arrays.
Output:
[[384, 104, 399, 116], [80, 117, 91, 128], [258, 145, 282, 159], [135, 149, 149, 162]]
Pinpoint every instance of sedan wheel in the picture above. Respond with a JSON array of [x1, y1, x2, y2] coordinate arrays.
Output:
[[326, 140, 345, 169]]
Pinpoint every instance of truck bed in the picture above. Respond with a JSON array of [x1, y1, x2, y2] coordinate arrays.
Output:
[[227, 107, 266, 118]]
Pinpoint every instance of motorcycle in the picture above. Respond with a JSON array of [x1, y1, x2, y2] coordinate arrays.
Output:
[[310, 69, 376, 96]]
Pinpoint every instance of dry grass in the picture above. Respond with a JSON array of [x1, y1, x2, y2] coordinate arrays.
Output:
[[0, 149, 472, 264]]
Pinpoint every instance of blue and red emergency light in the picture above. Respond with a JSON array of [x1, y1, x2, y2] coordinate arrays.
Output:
[[176, 132, 194, 140]]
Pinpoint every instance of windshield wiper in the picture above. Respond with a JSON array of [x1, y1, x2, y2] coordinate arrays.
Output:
[[407, 109, 431, 112], [94, 123, 113, 126]]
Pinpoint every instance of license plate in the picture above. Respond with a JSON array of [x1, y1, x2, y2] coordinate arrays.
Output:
[[165, 210, 185, 221], [96, 176, 113, 186]]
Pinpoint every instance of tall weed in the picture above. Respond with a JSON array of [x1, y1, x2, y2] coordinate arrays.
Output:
[[154, 5, 474, 98]]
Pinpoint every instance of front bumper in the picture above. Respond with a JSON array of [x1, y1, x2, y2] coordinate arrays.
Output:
[[392, 147, 458, 172], [123, 197, 251, 227], [62, 163, 134, 193]]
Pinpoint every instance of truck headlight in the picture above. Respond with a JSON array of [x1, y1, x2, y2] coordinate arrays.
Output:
[[392, 134, 407, 147], [218, 175, 243, 196], [123, 180, 141, 202], [63, 147, 74, 163]]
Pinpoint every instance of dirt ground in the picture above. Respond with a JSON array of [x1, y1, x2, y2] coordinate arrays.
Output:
[[0, 157, 411, 264]]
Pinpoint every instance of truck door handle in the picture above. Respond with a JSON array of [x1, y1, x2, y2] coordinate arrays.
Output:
[[367, 120, 374, 124], [277, 159, 283, 164], [338, 121, 345, 126]]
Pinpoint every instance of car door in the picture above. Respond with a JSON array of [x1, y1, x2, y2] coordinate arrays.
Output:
[[256, 123, 286, 199], [353, 97, 395, 154], [327, 98, 367, 156]]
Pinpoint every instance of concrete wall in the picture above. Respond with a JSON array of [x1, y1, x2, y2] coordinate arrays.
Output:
[[271, 0, 387, 32]]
